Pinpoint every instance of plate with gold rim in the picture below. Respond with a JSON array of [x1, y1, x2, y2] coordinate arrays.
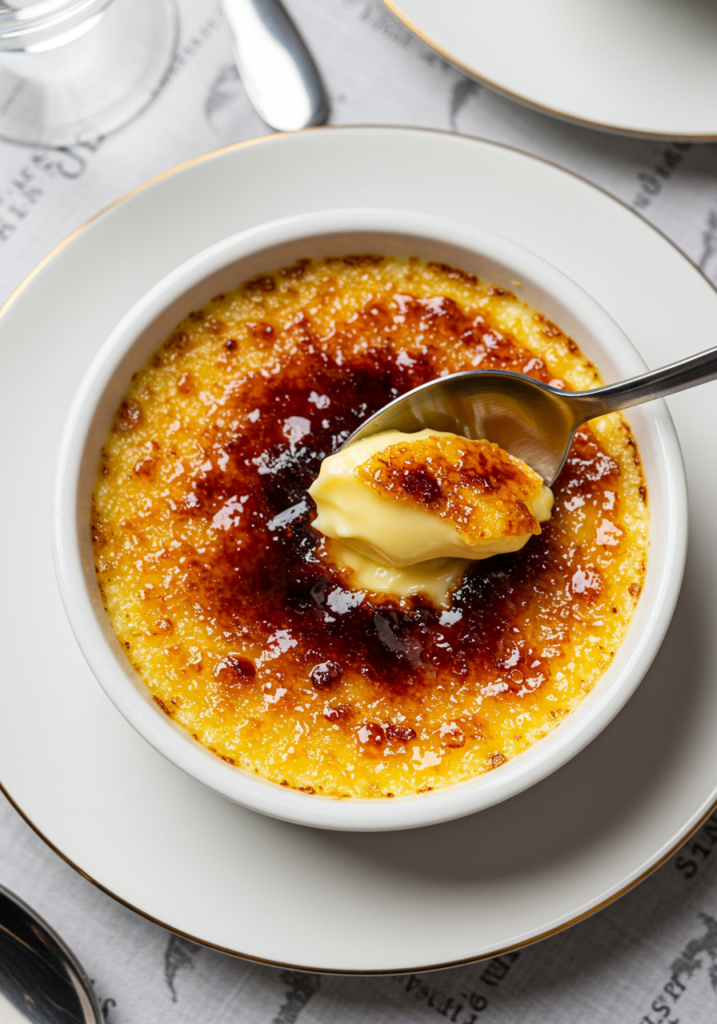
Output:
[[1, 126, 716, 973], [384, 0, 717, 139]]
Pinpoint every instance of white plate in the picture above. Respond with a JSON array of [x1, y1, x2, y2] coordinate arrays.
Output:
[[385, 0, 717, 139], [1, 126, 716, 973]]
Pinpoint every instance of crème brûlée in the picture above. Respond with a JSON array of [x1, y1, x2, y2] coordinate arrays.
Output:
[[92, 255, 648, 798]]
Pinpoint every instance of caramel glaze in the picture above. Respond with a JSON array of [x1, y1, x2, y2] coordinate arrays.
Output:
[[93, 257, 648, 797], [174, 299, 610, 688]]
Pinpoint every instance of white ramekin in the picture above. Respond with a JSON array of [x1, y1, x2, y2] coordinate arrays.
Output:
[[52, 208, 687, 831]]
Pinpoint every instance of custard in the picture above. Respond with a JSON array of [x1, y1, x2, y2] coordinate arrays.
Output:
[[92, 256, 648, 798], [311, 429, 553, 566]]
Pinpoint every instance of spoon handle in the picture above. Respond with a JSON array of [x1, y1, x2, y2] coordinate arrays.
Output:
[[220, 0, 329, 132], [572, 344, 717, 422]]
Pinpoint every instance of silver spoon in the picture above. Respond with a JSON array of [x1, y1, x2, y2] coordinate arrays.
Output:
[[344, 344, 717, 484], [0, 884, 101, 1023], [220, 0, 328, 131]]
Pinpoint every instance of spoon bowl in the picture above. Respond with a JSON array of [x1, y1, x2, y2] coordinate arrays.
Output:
[[0, 884, 101, 1023], [345, 343, 717, 484], [345, 369, 577, 483]]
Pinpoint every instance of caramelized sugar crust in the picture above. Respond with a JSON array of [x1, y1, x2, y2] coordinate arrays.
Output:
[[92, 257, 648, 798], [357, 435, 544, 541]]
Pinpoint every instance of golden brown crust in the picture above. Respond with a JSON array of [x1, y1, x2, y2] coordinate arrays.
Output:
[[91, 256, 648, 799], [356, 435, 543, 541]]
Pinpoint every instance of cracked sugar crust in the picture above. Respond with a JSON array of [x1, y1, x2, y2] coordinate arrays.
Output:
[[92, 255, 648, 799], [356, 435, 544, 542]]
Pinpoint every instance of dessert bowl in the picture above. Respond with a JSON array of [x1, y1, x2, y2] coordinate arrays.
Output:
[[52, 208, 687, 831]]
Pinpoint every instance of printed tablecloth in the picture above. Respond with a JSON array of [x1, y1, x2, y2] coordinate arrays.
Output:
[[2, 3, 717, 1020]]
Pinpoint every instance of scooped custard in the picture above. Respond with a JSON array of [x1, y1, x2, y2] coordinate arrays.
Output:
[[92, 256, 648, 798], [310, 428, 554, 603]]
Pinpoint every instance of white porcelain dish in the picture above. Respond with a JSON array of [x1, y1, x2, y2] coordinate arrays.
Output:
[[53, 206, 686, 832], [385, 0, 717, 139], [1, 127, 715, 971]]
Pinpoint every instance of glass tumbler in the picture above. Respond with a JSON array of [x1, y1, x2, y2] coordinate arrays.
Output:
[[0, 0, 179, 147]]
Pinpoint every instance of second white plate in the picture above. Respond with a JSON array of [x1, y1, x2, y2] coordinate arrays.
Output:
[[1, 127, 716, 972], [386, 0, 717, 138]]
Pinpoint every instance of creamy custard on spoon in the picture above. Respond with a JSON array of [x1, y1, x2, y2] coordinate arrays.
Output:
[[310, 428, 553, 605]]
